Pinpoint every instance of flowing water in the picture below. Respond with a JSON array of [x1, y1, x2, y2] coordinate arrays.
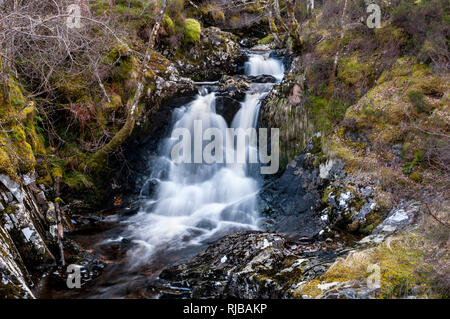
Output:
[[125, 53, 284, 267], [39, 52, 284, 298]]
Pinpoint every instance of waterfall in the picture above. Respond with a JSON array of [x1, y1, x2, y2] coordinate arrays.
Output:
[[126, 53, 284, 265], [245, 54, 285, 81]]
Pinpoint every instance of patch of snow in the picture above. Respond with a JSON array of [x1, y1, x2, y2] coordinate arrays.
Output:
[[292, 258, 308, 267], [381, 225, 397, 233], [389, 210, 409, 223], [220, 255, 228, 263], [22, 172, 35, 186], [339, 191, 351, 207]]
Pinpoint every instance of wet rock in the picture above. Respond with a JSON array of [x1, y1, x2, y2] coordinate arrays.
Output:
[[247, 74, 277, 83], [0, 172, 60, 298], [250, 44, 274, 51], [140, 178, 160, 199], [45, 202, 57, 224], [302, 280, 380, 299], [159, 231, 341, 299], [240, 38, 258, 48], [359, 201, 419, 245], [215, 96, 242, 125], [211, 75, 251, 124], [258, 137, 344, 239], [0, 224, 35, 298]]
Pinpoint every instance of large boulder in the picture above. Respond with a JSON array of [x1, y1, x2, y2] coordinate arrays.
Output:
[[0, 173, 59, 298], [166, 27, 247, 81], [258, 135, 345, 240]]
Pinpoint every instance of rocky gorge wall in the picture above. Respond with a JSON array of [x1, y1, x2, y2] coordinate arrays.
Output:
[[0, 173, 60, 298]]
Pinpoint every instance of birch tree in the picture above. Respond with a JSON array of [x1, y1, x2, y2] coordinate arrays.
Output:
[[89, 0, 169, 164]]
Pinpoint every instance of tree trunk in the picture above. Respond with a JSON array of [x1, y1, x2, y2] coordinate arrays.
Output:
[[286, 0, 302, 51], [89, 0, 168, 165], [268, 7, 282, 48]]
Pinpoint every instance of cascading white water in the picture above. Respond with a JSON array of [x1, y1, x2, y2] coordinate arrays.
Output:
[[245, 54, 285, 81], [126, 53, 284, 265]]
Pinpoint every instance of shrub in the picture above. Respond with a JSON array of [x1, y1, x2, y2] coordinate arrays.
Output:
[[162, 14, 176, 36], [392, 0, 449, 73], [183, 18, 201, 44], [403, 150, 423, 175], [408, 91, 431, 114]]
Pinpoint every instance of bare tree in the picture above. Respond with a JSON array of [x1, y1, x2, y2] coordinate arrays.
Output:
[[327, 0, 349, 96], [89, 0, 169, 164], [0, 0, 119, 98]]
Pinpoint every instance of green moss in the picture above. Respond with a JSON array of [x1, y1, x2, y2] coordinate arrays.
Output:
[[51, 166, 63, 179], [316, 36, 338, 57], [245, 2, 263, 14], [258, 35, 275, 45], [106, 94, 123, 110], [403, 150, 423, 175], [183, 18, 201, 44], [322, 187, 333, 204], [338, 56, 373, 90], [163, 14, 176, 36], [375, 24, 408, 49], [64, 170, 94, 191], [298, 234, 435, 298], [409, 172, 423, 183], [296, 280, 322, 298], [54, 76, 86, 101], [0, 78, 41, 179], [306, 96, 348, 134], [206, 5, 226, 23]]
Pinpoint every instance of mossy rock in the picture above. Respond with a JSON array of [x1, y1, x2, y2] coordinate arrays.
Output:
[[106, 94, 123, 110], [296, 234, 437, 298], [258, 35, 275, 45], [183, 18, 201, 44], [337, 55, 373, 89], [162, 14, 176, 36]]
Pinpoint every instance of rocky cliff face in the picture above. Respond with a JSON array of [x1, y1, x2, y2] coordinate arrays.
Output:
[[0, 173, 59, 298]]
